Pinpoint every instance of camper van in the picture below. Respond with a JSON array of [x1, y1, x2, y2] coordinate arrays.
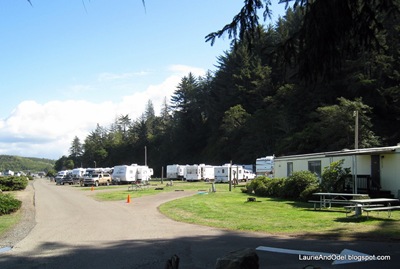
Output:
[[214, 164, 245, 183], [256, 155, 275, 177], [166, 164, 186, 180], [185, 164, 214, 181]]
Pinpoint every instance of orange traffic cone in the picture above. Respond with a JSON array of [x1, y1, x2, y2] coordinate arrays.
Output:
[[126, 194, 131, 204]]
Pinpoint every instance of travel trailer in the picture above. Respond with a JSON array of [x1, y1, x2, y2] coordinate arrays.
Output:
[[112, 164, 139, 184], [185, 164, 214, 181], [166, 164, 186, 180], [71, 168, 86, 179], [112, 164, 153, 183], [255, 155, 275, 177], [214, 164, 244, 183], [137, 165, 153, 181]]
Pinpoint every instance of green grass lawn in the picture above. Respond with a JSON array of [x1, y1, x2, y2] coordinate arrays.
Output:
[[2, 180, 399, 241], [91, 180, 400, 240]]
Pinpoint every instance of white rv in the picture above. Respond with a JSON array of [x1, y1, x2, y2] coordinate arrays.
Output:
[[256, 155, 275, 177], [166, 164, 186, 180], [185, 164, 214, 181], [214, 164, 245, 183], [137, 165, 153, 181], [112, 164, 139, 184], [112, 164, 153, 183], [71, 168, 86, 179]]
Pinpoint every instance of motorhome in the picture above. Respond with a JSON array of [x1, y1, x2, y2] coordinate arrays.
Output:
[[214, 164, 245, 183], [185, 164, 214, 181], [166, 164, 186, 180], [256, 155, 275, 177]]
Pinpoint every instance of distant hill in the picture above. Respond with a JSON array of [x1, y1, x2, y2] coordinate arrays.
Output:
[[0, 155, 55, 173]]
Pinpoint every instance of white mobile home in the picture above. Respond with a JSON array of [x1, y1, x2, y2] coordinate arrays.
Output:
[[274, 145, 400, 198], [255, 156, 274, 177]]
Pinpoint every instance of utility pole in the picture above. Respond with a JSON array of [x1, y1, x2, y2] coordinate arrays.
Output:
[[353, 110, 359, 194], [229, 160, 232, 192], [144, 146, 147, 166]]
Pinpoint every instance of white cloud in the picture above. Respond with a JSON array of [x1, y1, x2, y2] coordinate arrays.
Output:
[[97, 71, 149, 82], [0, 65, 206, 160]]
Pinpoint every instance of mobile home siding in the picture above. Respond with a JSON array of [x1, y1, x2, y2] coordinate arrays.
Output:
[[275, 145, 400, 198]]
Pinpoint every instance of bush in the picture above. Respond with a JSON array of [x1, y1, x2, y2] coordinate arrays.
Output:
[[244, 172, 319, 201], [0, 176, 29, 191], [0, 193, 22, 215], [283, 171, 319, 200], [321, 159, 351, 192], [245, 176, 269, 195]]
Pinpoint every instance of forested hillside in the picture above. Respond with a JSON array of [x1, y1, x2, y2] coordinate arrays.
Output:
[[56, 2, 400, 175], [0, 155, 55, 173]]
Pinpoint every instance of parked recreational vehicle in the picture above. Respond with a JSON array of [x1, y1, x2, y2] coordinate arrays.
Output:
[[137, 165, 153, 181], [214, 164, 244, 183], [112, 164, 139, 184], [256, 155, 275, 177], [185, 164, 214, 181], [166, 164, 186, 180], [71, 168, 86, 179], [112, 164, 153, 183]]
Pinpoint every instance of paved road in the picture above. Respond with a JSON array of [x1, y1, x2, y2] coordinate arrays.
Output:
[[0, 179, 399, 269]]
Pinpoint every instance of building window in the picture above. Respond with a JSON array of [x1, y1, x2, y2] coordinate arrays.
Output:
[[308, 161, 322, 178], [287, 162, 293, 177]]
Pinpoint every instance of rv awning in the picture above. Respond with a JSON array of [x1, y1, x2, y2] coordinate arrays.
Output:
[[325, 146, 400, 157]]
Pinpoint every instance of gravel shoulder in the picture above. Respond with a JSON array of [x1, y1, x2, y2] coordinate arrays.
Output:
[[0, 180, 36, 248]]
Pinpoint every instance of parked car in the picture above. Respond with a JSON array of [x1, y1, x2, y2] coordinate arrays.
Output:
[[83, 172, 112, 187], [55, 175, 66, 185], [61, 175, 81, 185]]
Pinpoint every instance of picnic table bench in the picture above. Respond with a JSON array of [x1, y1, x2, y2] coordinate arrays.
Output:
[[344, 204, 384, 217], [308, 199, 352, 210], [362, 206, 400, 218], [347, 198, 400, 217]]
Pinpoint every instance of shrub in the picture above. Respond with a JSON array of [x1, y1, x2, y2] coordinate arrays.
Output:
[[321, 159, 351, 192], [284, 171, 319, 200], [265, 177, 286, 198], [0, 193, 22, 215], [245, 176, 269, 195], [0, 176, 29, 191]]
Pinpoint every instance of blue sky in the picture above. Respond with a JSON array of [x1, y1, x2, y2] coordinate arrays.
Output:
[[0, 0, 286, 160]]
